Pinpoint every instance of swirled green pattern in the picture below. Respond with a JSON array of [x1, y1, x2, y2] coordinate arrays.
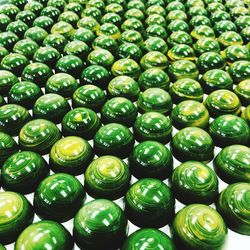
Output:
[[74, 199, 128, 250], [85, 155, 131, 199], [172, 161, 218, 204], [217, 183, 250, 235], [171, 204, 227, 250], [0, 191, 34, 244], [1, 151, 49, 194], [19, 119, 61, 154], [50, 136, 93, 175]]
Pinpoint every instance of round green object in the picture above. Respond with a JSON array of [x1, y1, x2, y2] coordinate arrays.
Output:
[[125, 178, 174, 228], [77, 16, 100, 32], [169, 78, 204, 103], [191, 25, 215, 40], [0, 14, 11, 32], [189, 15, 211, 28], [72, 85, 106, 111], [81, 65, 110, 89], [167, 20, 189, 33], [24, 27, 48, 46], [242, 105, 250, 126], [146, 5, 166, 16], [43, 34, 67, 53], [205, 90, 241, 117], [197, 52, 226, 72], [129, 140, 173, 180], [0, 31, 19, 51], [138, 68, 170, 91], [19, 119, 61, 154], [0, 46, 8, 61], [201, 69, 233, 93], [0, 191, 34, 245], [59, 11, 79, 27], [111, 58, 141, 79], [45, 73, 79, 98], [0, 70, 19, 96], [142, 37, 168, 54], [51, 21, 75, 39], [47, 0, 66, 11], [85, 155, 131, 199], [0, 104, 31, 136], [1, 53, 28, 77], [234, 79, 250, 106], [168, 60, 199, 80], [134, 112, 172, 143], [22, 62, 53, 87], [33, 94, 70, 124], [50, 136, 93, 175], [64, 40, 90, 59], [167, 31, 193, 47], [34, 173, 85, 222], [93, 35, 118, 54], [172, 161, 218, 204], [71, 27, 95, 45], [117, 43, 142, 62], [140, 51, 168, 70], [171, 100, 209, 129], [13, 39, 39, 59], [101, 97, 137, 127], [6, 20, 29, 38], [228, 60, 250, 83], [101, 12, 122, 26], [137, 88, 173, 114], [94, 123, 134, 158], [209, 114, 250, 147], [96, 22, 120, 39], [122, 228, 175, 250], [0, 132, 18, 165], [167, 44, 196, 61], [171, 204, 227, 250], [217, 183, 250, 235], [65, 2, 83, 16], [1, 151, 49, 194], [87, 48, 114, 68], [24, 1, 43, 16], [146, 25, 168, 40], [145, 14, 166, 27], [125, 8, 144, 21], [108, 75, 140, 101], [15, 220, 74, 250], [214, 20, 237, 36], [33, 46, 60, 67], [171, 127, 214, 162], [218, 31, 243, 48], [33, 16, 54, 32], [214, 145, 250, 183], [222, 45, 250, 64], [2, 4, 21, 20], [74, 199, 127, 250], [62, 107, 100, 140], [41, 7, 60, 21], [8, 81, 42, 109], [193, 38, 221, 55]]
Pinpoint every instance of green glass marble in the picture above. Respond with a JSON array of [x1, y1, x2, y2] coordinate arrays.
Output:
[[140, 51, 168, 70], [134, 112, 172, 143], [201, 69, 233, 93], [1, 151, 49, 194], [235, 15, 250, 30], [93, 35, 118, 54], [234, 79, 250, 106], [241, 27, 250, 43], [193, 38, 221, 55], [72, 85, 106, 111], [171, 100, 209, 129], [87, 48, 114, 68], [34, 173, 85, 222], [171, 204, 227, 250], [87, 0, 105, 12], [125, 8, 144, 21], [125, 178, 174, 228], [81, 65, 110, 89], [146, 25, 168, 40], [214, 145, 250, 183], [167, 20, 190, 33], [214, 20, 237, 36], [189, 15, 211, 28], [77, 16, 100, 32], [218, 31, 243, 48], [101, 97, 137, 127], [85, 155, 130, 199], [24, 1, 43, 16], [129, 140, 173, 180], [126, 0, 145, 12], [6, 20, 29, 38], [142, 37, 168, 54], [207, 2, 225, 13], [107, 76, 140, 101], [138, 68, 170, 91], [145, 14, 166, 27], [0, 104, 31, 136], [51, 21, 75, 39], [209, 114, 250, 147], [0, 31, 18, 51], [71, 27, 95, 46], [0, 4, 20, 20], [0, 191, 34, 244], [101, 12, 122, 26], [33, 16, 54, 32], [146, 5, 166, 16], [217, 183, 250, 235], [137, 88, 173, 114], [94, 123, 134, 158], [222, 45, 250, 64], [0, 14, 11, 32], [96, 23, 120, 39], [210, 10, 231, 24], [105, 3, 124, 16], [166, 1, 185, 12], [0, 132, 18, 165], [204, 90, 242, 117], [45, 73, 79, 98], [43, 34, 67, 53], [168, 60, 199, 80], [166, 10, 187, 23], [13, 39, 39, 59], [65, 2, 83, 15], [191, 25, 215, 40], [122, 228, 174, 250], [74, 199, 127, 250], [172, 161, 218, 204], [242, 105, 250, 126], [15, 220, 74, 250], [121, 18, 144, 33], [24, 27, 48, 46], [197, 52, 226, 72], [167, 31, 193, 47], [59, 11, 79, 27], [0, 70, 19, 96], [50, 136, 93, 175], [62, 107, 100, 140], [167, 44, 195, 61], [111, 58, 141, 79], [33, 94, 71, 124], [169, 78, 204, 103], [19, 119, 61, 154], [171, 127, 214, 162], [22, 63, 53, 87], [117, 43, 142, 62], [47, 0, 66, 11], [230, 6, 249, 19], [1, 53, 28, 77], [33, 46, 60, 67], [228, 60, 250, 83], [0, 47, 8, 62], [64, 40, 90, 59]]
